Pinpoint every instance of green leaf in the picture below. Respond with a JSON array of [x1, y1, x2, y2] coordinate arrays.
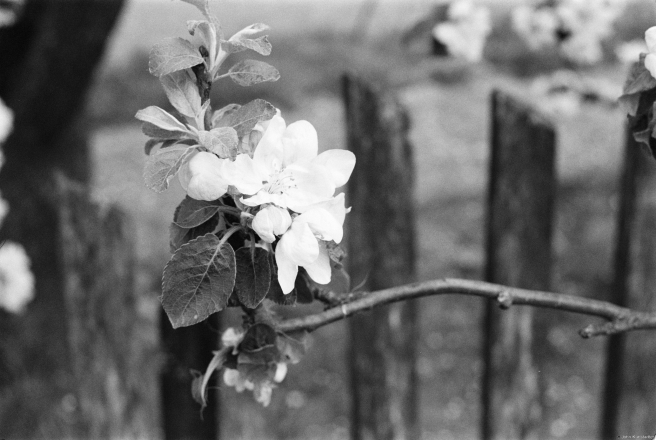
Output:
[[234, 247, 271, 308], [179, 0, 222, 37], [144, 139, 177, 155], [144, 146, 196, 193], [223, 36, 272, 56], [198, 127, 239, 158], [191, 347, 229, 410], [227, 60, 280, 87], [326, 241, 346, 265], [170, 213, 222, 253], [211, 103, 241, 128], [239, 323, 277, 353], [214, 99, 276, 137], [160, 70, 202, 119], [174, 196, 223, 228], [149, 37, 204, 77], [623, 54, 656, 96], [265, 273, 297, 306], [187, 20, 217, 60], [136, 106, 190, 134], [161, 233, 237, 328]]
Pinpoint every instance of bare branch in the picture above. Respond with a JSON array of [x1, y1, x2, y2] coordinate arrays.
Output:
[[275, 278, 656, 338]]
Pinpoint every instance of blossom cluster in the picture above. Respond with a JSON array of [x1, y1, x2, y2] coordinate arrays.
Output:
[[0, 97, 34, 315], [512, 0, 626, 65], [432, 0, 491, 62], [177, 110, 355, 294]]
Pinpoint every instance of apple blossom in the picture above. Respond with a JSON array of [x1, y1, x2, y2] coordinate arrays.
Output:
[[0, 242, 35, 314], [432, 0, 491, 62], [644, 27, 656, 79], [178, 151, 229, 201]]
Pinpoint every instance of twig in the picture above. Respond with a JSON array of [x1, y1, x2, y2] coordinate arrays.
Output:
[[274, 278, 656, 338]]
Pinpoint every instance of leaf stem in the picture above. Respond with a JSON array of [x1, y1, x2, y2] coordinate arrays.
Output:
[[218, 225, 242, 248]]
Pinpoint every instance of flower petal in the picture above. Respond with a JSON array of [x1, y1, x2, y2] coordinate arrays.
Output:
[[313, 149, 356, 188], [303, 241, 331, 285], [296, 207, 343, 243], [185, 152, 229, 201], [646, 53, 656, 80], [646, 26, 656, 53], [282, 120, 318, 167], [252, 205, 291, 243], [222, 153, 263, 195], [253, 113, 286, 177], [241, 190, 276, 207], [275, 240, 298, 294], [284, 162, 335, 212], [274, 362, 288, 383]]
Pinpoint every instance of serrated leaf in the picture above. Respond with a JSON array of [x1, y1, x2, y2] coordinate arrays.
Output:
[[211, 103, 241, 127], [170, 213, 222, 252], [239, 323, 277, 353], [234, 247, 271, 308], [222, 36, 272, 56], [265, 273, 297, 306], [198, 127, 239, 158], [145, 138, 178, 155], [227, 60, 280, 87], [191, 347, 229, 410], [174, 196, 223, 228], [214, 99, 275, 137], [160, 70, 202, 119], [136, 106, 190, 133], [144, 146, 196, 193], [623, 54, 656, 95], [161, 233, 236, 328], [149, 37, 204, 77]]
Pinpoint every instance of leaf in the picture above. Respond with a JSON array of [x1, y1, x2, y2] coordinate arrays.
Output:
[[623, 54, 656, 96], [223, 35, 272, 56], [144, 146, 196, 193], [214, 99, 276, 137], [227, 60, 280, 87], [211, 104, 241, 127], [169, 213, 222, 253], [295, 269, 314, 304], [136, 106, 190, 134], [187, 20, 217, 61], [239, 323, 277, 353], [174, 196, 223, 228], [161, 233, 237, 328], [160, 70, 202, 119], [180, 0, 222, 36], [234, 247, 271, 308], [149, 37, 204, 77], [326, 241, 346, 265], [145, 139, 177, 155], [191, 347, 229, 410], [265, 273, 297, 306], [237, 352, 277, 383], [198, 127, 239, 158]]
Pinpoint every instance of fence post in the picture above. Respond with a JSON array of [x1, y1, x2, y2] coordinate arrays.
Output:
[[57, 175, 158, 438], [602, 128, 656, 439], [482, 90, 556, 440], [343, 73, 418, 440]]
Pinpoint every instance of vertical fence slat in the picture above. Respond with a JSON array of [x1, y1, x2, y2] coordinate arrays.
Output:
[[482, 90, 556, 440], [57, 175, 158, 438], [602, 129, 656, 439], [343, 73, 418, 440]]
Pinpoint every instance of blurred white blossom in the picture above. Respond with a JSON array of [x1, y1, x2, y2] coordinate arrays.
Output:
[[512, 0, 627, 65], [0, 241, 35, 314], [0, 0, 22, 28], [432, 0, 492, 62], [615, 39, 647, 65], [644, 27, 656, 79], [0, 97, 12, 146]]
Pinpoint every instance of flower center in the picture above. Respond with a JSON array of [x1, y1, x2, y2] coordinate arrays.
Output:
[[264, 170, 296, 195]]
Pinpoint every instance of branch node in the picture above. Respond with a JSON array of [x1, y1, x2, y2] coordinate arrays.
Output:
[[497, 290, 513, 309], [341, 304, 348, 318]]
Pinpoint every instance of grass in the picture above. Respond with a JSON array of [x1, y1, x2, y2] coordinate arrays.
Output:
[[87, 0, 651, 438]]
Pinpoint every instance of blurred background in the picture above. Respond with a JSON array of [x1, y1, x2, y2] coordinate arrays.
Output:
[[1, 0, 655, 439]]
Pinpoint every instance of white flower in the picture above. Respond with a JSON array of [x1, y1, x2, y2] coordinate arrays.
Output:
[[177, 151, 229, 201], [615, 39, 647, 65], [275, 193, 347, 293], [0, 97, 13, 146], [432, 0, 491, 62], [251, 204, 292, 243], [223, 368, 254, 393], [223, 113, 355, 213], [645, 27, 656, 79], [221, 327, 244, 352], [0, 242, 34, 314], [512, 6, 559, 50]]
